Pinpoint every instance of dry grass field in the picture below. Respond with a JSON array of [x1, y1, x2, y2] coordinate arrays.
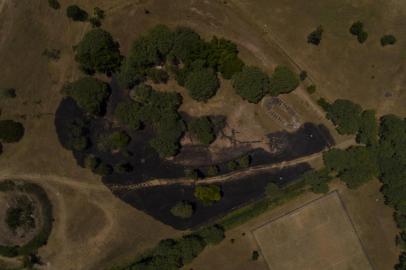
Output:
[[253, 192, 372, 270], [230, 0, 406, 117], [0, 0, 402, 269]]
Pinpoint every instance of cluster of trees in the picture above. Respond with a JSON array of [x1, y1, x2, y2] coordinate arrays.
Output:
[[319, 99, 378, 145], [116, 84, 184, 157], [63, 77, 111, 115], [74, 28, 122, 74], [123, 225, 224, 270], [232, 65, 299, 103], [188, 117, 216, 145], [349, 21, 368, 43], [227, 155, 251, 171], [194, 185, 222, 205], [66, 5, 105, 27]]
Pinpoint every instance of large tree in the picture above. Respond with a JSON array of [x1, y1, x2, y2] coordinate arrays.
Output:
[[269, 66, 299, 96], [75, 28, 122, 74], [232, 66, 270, 103], [188, 117, 215, 145]]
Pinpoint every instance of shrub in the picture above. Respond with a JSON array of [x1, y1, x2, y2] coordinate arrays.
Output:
[[237, 155, 251, 168], [357, 31, 368, 43], [107, 131, 131, 150], [48, 0, 60, 9], [265, 182, 282, 198], [185, 69, 219, 102], [227, 160, 238, 171], [196, 225, 225, 245], [147, 68, 169, 84], [307, 26, 323, 45], [84, 155, 100, 170], [252, 250, 260, 261], [194, 185, 222, 204], [42, 49, 61, 61], [349, 21, 363, 36], [0, 120, 24, 143], [114, 101, 142, 130], [206, 165, 219, 177], [93, 162, 113, 176], [299, 70, 307, 81], [170, 201, 194, 219], [269, 66, 299, 96], [381, 34, 397, 46], [232, 66, 270, 103], [188, 117, 215, 145], [306, 84, 316, 94], [0, 88, 16, 99], [66, 5, 88, 21], [75, 28, 122, 74], [64, 77, 110, 115]]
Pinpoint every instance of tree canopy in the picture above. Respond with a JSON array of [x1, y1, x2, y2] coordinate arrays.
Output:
[[232, 66, 270, 103], [324, 99, 363, 134], [194, 185, 222, 204], [185, 69, 219, 102], [381, 35, 397, 46], [349, 21, 368, 43], [75, 28, 122, 74], [307, 26, 323, 45], [66, 5, 88, 21], [188, 117, 216, 145], [269, 66, 299, 96], [64, 77, 110, 115], [0, 120, 24, 143], [170, 201, 194, 219]]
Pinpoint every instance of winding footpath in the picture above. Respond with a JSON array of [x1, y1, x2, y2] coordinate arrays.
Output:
[[109, 138, 356, 191]]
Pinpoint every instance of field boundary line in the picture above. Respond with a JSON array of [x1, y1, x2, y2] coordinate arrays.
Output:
[[250, 191, 375, 270]]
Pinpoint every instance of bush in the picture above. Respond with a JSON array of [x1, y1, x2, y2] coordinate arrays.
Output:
[[357, 31, 368, 43], [170, 201, 194, 219], [66, 5, 88, 21], [194, 185, 222, 204], [107, 131, 131, 150], [93, 162, 113, 176], [232, 66, 270, 103], [265, 182, 282, 198], [381, 34, 397, 46], [196, 225, 225, 245], [206, 165, 219, 177], [307, 26, 323, 45], [252, 250, 260, 261], [48, 0, 60, 9], [227, 160, 238, 171], [147, 68, 169, 84], [185, 69, 219, 102], [0, 88, 16, 99], [237, 155, 251, 168], [114, 101, 142, 130], [269, 66, 299, 96], [306, 84, 316, 94], [0, 120, 24, 143], [299, 70, 307, 81], [64, 77, 110, 115], [188, 117, 215, 145], [75, 28, 122, 74]]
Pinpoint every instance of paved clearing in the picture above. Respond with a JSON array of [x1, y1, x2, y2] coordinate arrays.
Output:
[[253, 192, 372, 270]]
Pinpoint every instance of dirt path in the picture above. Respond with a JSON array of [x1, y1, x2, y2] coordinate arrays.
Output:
[[110, 138, 355, 191]]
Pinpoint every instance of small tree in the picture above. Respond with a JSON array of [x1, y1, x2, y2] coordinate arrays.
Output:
[[232, 66, 270, 103], [227, 160, 238, 171], [306, 84, 316, 94], [114, 101, 142, 130], [107, 131, 131, 150], [381, 35, 397, 46], [66, 5, 88, 21], [147, 68, 169, 84], [194, 185, 222, 204], [93, 162, 113, 176], [237, 155, 251, 168], [299, 71, 307, 81], [114, 162, 133, 173], [251, 250, 260, 261], [206, 165, 219, 177], [185, 69, 219, 102], [188, 117, 216, 145], [0, 120, 24, 143], [197, 225, 225, 245], [307, 26, 323, 45], [0, 88, 16, 99], [170, 201, 194, 219], [48, 0, 60, 9]]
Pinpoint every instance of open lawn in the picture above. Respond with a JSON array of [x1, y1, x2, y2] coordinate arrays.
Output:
[[254, 192, 372, 270]]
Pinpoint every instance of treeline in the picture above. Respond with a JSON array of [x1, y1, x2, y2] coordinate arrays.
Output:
[[319, 99, 406, 268], [115, 225, 224, 270]]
